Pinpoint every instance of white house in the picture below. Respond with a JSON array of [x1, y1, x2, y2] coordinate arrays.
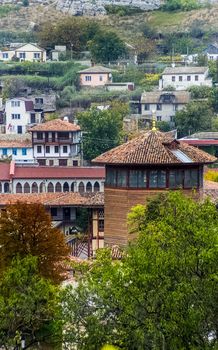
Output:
[[29, 118, 82, 167], [5, 98, 44, 135], [0, 43, 46, 62], [159, 66, 212, 90], [140, 91, 191, 124], [0, 135, 34, 164]]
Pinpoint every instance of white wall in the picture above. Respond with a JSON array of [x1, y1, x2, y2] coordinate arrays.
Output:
[[141, 102, 186, 122], [5, 99, 30, 134], [160, 71, 212, 90], [15, 44, 46, 62], [0, 147, 34, 163]]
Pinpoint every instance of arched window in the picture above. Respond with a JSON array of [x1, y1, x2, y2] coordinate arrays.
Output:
[[47, 182, 54, 192], [0, 182, 2, 193], [16, 182, 22, 193], [94, 181, 100, 192], [55, 182, 62, 192], [71, 182, 74, 192], [39, 182, 44, 193], [86, 182, 92, 192], [63, 182, 69, 192], [4, 182, 9, 193], [24, 182, 30, 193], [32, 182, 38, 193], [78, 182, 85, 193]]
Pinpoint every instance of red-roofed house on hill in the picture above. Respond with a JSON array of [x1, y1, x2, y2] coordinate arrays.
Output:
[[93, 129, 216, 247], [29, 118, 82, 166], [5, 97, 44, 134]]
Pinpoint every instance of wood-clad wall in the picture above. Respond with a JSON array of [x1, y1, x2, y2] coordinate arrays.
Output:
[[104, 187, 201, 247]]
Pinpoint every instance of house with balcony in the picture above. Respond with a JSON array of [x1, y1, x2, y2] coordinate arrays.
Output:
[[0, 43, 46, 62], [79, 66, 113, 87], [159, 66, 212, 90], [140, 91, 191, 125], [5, 98, 44, 134], [29, 119, 82, 166]]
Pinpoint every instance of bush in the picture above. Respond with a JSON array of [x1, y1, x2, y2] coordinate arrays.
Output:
[[204, 169, 218, 182], [162, 0, 199, 11], [105, 5, 143, 16]]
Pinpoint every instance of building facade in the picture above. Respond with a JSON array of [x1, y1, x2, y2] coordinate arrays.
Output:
[[0, 162, 105, 194], [140, 91, 191, 124], [79, 66, 113, 87], [0, 136, 34, 164], [30, 119, 81, 166], [159, 66, 212, 90], [93, 129, 216, 247], [0, 43, 46, 62], [5, 98, 44, 134]]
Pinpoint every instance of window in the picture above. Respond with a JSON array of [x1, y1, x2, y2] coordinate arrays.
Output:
[[85, 75, 91, 81], [144, 104, 150, 111], [38, 159, 46, 166], [98, 219, 104, 232], [34, 52, 40, 59], [55, 182, 62, 192], [16, 183, 22, 193], [172, 76, 175, 82], [94, 181, 100, 192], [99, 75, 103, 81], [24, 182, 30, 193], [3, 53, 8, 59], [32, 182, 38, 193], [169, 170, 183, 189], [157, 104, 162, 111], [22, 148, 27, 156], [106, 168, 116, 186], [117, 169, 127, 187], [47, 182, 54, 192], [11, 101, 20, 107], [149, 170, 166, 188], [51, 208, 58, 217], [37, 132, 43, 140], [59, 132, 69, 140], [19, 52, 26, 59], [179, 76, 183, 82], [49, 160, 54, 166], [2, 148, 7, 156], [195, 75, 199, 81], [78, 182, 85, 193], [37, 145, 42, 153], [63, 182, 69, 192], [71, 183, 75, 192], [170, 116, 174, 122], [157, 116, 162, 121], [184, 169, 198, 188], [4, 183, 9, 193], [73, 160, 78, 166], [45, 146, 50, 153], [86, 182, 92, 192], [129, 170, 147, 188], [54, 146, 59, 153], [63, 145, 68, 153], [187, 75, 191, 81], [12, 148, 17, 156], [11, 114, 21, 120], [59, 159, 67, 166]]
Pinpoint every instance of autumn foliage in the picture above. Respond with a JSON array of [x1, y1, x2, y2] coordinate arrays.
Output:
[[0, 202, 69, 284]]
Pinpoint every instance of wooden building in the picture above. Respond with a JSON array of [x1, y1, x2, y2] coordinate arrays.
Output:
[[93, 129, 216, 247]]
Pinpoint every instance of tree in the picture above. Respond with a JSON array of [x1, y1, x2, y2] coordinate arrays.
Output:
[[174, 100, 214, 137], [210, 87, 218, 113], [61, 192, 218, 349], [0, 202, 69, 284], [88, 31, 127, 63], [0, 255, 60, 349], [77, 103, 128, 161]]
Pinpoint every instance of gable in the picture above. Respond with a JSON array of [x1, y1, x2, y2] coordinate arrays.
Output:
[[15, 43, 44, 52]]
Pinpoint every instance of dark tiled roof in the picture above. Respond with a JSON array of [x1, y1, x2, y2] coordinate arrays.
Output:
[[29, 119, 81, 132], [78, 66, 112, 74], [141, 91, 191, 104], [162, 66, 208, 75], [92, 130, 216, 165]]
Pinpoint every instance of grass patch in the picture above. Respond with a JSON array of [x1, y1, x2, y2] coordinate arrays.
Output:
[[148, 10, 186, 27], [204, 170, 218, 182], [0, 5, 20, 17]]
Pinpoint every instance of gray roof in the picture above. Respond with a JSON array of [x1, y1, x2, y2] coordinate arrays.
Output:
[[182, 132, 218, 140], [141, 91, 191, 104], [203, 43, 218, 54], [78, 65, 112, 74], [162, 66, 208, 75]]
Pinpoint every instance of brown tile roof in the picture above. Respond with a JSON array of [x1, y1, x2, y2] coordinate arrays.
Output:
[[92, 130, 216, 165], [29, 119, 81, 132], [0, 139, 31, 148], [0, 192, 104, 207]]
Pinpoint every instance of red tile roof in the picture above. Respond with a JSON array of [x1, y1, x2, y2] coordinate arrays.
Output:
[[182, 139, 218, 146], [0, 164, 105, 181], [0, 139, 32, 147], [29, 119, 81, 132], [92, 130, 216, 165], [0, 192, 104, 207]]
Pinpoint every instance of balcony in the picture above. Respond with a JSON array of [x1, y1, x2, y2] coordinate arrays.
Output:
[[32, 137, 76, 144]]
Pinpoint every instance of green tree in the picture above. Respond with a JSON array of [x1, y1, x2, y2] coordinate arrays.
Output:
[[77, 103, 128, 161], [210, 87, 218, 113], [174, 100, 214, 137], [89, 31, 127, 63], [0, 255, 60, 349], [61, 192, 218, 349], [0, 202, 69, 284]]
